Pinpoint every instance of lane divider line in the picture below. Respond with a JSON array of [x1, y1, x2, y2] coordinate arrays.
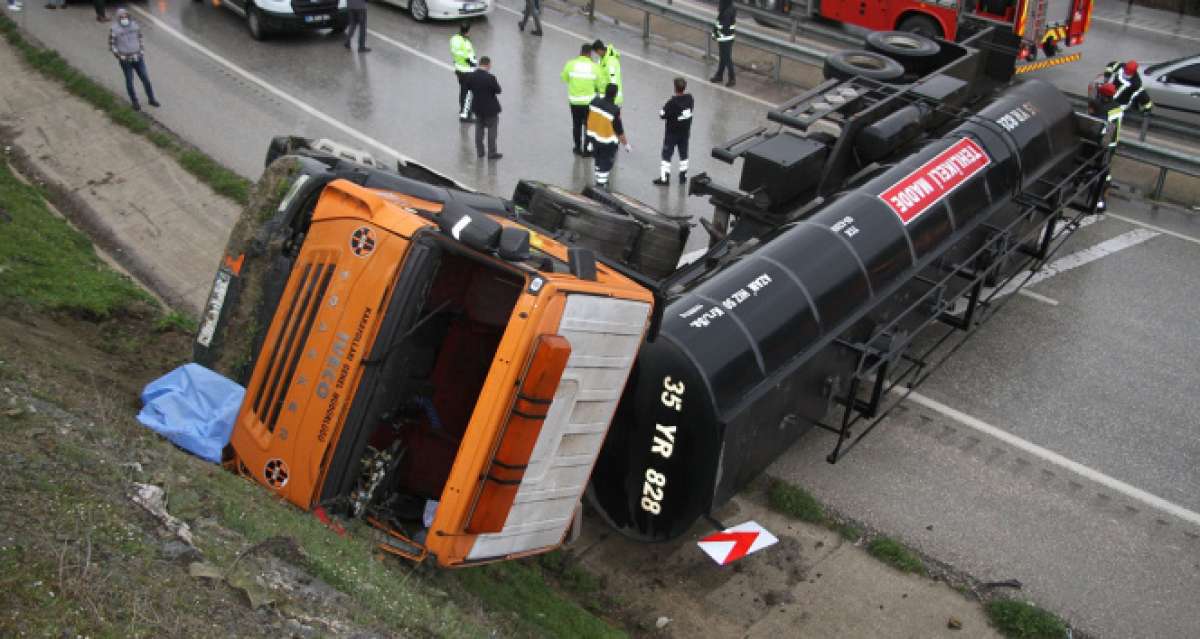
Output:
[[129, 6, 462, 180], [1107, 212, 1200, 248], [904, 389, 1200, 529]]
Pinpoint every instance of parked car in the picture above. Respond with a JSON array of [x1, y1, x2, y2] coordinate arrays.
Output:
[[1143, 55, 1200, 125], [198, 0, 350, 41], [376, 0, 490, 21]]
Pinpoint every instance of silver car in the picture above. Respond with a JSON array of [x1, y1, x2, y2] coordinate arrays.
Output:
[[1143, 55, 1200, 125]]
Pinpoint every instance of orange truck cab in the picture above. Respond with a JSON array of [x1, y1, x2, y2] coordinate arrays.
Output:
[[196, 140, 654, 566]]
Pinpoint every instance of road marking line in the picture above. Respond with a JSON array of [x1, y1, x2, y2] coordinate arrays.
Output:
[[365, 28, 454, 72], [492, 0, 778, 107], [1015, 289, 1059, 305], [1107, 212, 1200, 247], [128, 7, 471, 185], [950, 225, 1159, 313], [904, 390, 1200, 528], [1091, 15, 1200, 43]]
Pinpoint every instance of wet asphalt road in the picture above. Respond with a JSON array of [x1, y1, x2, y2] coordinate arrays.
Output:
[[7, 1, 1200, 636]]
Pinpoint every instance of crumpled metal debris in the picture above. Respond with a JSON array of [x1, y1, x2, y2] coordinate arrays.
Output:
[[128, 482, 196, 548]]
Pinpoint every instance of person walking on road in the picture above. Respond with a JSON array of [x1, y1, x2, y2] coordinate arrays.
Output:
[[343, 0, 370, 52], [586, 83, 629, 188], [94, 0, 108, 21], [518, 0, 542, 36], [710, 0, 736, 87], [562, 43, 606, 157], [451, 23, 479, 122], [592, 39, 623, 106], [110, 9, 159, 111], [465, 56, 503, 160], [653, 77, 693, 186]]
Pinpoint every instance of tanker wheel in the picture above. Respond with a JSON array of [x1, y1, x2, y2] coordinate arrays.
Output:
[[625, 209, 687, 280], [822, 50, 905, 83], [193, 159, 310, 384], [896, 14, 942, 39], [527, 190, 569, 232], [865, 31, 939, 75]]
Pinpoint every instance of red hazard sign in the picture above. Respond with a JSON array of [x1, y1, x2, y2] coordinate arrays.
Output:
[[878, 137, 990, 225], [697, 521, 778, 565]]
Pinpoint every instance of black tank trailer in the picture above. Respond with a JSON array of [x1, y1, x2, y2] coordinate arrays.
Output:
[[587, 28, 1114, 541]]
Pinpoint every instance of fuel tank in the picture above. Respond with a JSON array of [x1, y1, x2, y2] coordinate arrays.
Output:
[[590, 79, 1082, 540]]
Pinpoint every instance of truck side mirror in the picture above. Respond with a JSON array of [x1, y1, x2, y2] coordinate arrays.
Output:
[[438, 199, 502, 253], [498, 227, 531, 261]]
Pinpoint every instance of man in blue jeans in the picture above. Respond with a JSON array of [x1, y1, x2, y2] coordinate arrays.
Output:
[[109, 9, 159, 111]]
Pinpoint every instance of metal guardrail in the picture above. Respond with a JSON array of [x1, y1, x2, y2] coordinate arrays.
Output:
[[571, 0, 1200, 195], [1065, 94, 1200, 145]]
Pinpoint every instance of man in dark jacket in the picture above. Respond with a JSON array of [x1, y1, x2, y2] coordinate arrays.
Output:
[[343, 0, 370, 52], [653, 77, 694, 186], [466, 56, 502, 160], [710, 0, 736, 87], [110, 9, 159, 111], [586, 83, 629, 188]]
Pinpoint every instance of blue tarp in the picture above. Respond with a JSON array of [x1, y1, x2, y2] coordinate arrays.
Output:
[[137, 363, 244, 463]]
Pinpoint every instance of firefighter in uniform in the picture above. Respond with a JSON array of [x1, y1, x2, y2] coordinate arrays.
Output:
[[562, 43, 606, 157], [450, 23, 478, 121], [1090, 60, 1153, 212], [586, 83, 629, 188], [653, 77, 694, 186], [593, 39, 623, 106], [710, 0, 736, 87]]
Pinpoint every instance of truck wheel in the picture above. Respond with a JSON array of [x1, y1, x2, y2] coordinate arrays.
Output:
[[583, 187, 688, 280], [527, 189, 569, 232], [265, 136, 314, 168], [247, 7, 269, 41], [409, 0, 428, 21], [823, 50, 905, 83], [560, 206, 642, 264], [896, 14, 942, 39], [865, 31, 939, 75]]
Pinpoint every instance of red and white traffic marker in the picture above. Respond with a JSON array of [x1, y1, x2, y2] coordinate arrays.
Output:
[[697, 521, 778, 565]]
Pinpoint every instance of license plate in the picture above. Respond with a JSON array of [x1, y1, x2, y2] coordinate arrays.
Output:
[[304, 14, 330, 22], [463, 2, 484, 10]]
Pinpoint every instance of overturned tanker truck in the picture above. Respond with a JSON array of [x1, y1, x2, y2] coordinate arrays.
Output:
[[194, 26, 1112, 565]]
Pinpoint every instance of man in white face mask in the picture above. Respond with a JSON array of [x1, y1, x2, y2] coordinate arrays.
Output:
[[109, 9, 160, 111]]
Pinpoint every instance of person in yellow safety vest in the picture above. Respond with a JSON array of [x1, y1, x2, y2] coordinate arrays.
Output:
[[562, 43, 607, 157], [710, 0, 736, 87], [450, 23, 479, 122], [586, 83, 630, 189], [592, 39, 622, 106]]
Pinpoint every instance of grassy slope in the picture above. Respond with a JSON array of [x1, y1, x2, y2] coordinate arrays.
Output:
[[0, 158, 624, 637]]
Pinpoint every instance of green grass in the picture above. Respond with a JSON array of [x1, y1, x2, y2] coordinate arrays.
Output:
[[832, 522, 862, 541], [866, 537, 926, 576], [0, 15, 251, 205], [985, 600, 1068, 639], [457, 559, 625, 639], [0, 160, 150, 318], [154, 310, 198, 334], [767, 478, 825, 523]]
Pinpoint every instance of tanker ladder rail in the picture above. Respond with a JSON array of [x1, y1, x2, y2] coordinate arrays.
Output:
[[818, 139, 1109, 463]]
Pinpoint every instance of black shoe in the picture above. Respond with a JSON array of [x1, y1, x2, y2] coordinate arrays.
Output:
[[344, 40, 351, 49], [679, 171, 687, 183], [652, 177, 669, 186], [131, 102, 141, 111], [488, 153, 503, 160], [45, 4, 56, 9], [726, 79, 736, 88], [359, 46, 371, 52], [531, 29, 543, 36], [477, 152, 485, 158], [709, 74, 721, 83], [518, 20, 525, 31], [148, 99, 161, 107]]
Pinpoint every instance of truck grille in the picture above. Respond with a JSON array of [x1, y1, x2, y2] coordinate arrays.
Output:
[[290, 0, 339, 16], [251, 252, 338, 433]]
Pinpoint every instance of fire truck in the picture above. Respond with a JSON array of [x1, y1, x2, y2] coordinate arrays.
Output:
[[745, 0, 1093, 61], [195, 26, 1112, 565]]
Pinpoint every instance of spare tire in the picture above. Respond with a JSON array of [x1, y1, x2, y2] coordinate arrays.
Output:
[[822, 50, 905, 83], [865, 31, 939, 75]]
